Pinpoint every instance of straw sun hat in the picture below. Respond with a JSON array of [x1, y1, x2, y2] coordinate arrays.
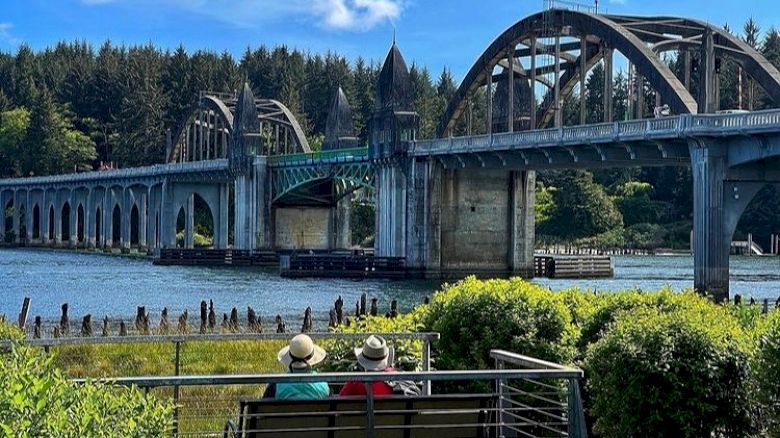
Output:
[[277, 334, 327, 369], [355, 335, 390, 371]]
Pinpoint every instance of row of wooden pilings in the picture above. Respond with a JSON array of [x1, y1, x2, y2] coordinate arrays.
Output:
[[9, 293, 428, 340]]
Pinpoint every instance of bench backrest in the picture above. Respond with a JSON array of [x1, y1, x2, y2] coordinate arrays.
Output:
[[235, 394, 495, 438]]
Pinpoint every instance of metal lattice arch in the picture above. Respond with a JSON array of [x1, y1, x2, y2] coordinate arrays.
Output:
[[438, 9, 780, 136], [271, 160, 374, 204], [168, 91, 311, 163]]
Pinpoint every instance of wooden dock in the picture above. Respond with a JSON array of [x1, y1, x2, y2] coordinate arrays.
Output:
[[279, 254, 421, 279], [534, 255, 614, 279], [153, 249, 278, 267]]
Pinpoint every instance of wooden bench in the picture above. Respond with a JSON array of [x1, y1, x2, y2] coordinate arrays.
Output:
[[224, 394, 496, 438]]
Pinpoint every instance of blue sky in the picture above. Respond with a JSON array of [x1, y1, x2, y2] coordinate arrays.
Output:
[[1, 0, 780, 82]]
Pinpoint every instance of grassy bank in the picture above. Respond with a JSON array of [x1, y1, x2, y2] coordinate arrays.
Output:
[[50, 339, 287, 434]]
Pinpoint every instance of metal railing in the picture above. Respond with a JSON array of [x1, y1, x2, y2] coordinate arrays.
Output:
[[492, 350, 587, 438], [267, 147, 369, 166], [73, 349, 586, 438]]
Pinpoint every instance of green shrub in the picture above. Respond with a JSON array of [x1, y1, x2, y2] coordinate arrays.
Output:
[[422, 277, 576, 371], [584, 305, 754, 438], [0, 324, 173, 437], [755, 311, 780, 435], [320, 312, 425, 372], [575, 288, 709, 357]]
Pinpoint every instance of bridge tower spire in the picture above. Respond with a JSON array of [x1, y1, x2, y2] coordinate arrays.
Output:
[[371, 43, 420, 258], [230, 83, 260, 174], [324, 86, 357, 150]]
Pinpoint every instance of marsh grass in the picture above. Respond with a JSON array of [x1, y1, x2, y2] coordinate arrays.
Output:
[[49, 339, 288, 434]]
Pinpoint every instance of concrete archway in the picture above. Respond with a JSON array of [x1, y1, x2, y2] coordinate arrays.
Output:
[[61, 203, 70, 243], [48, 205, 54, 242], [130, 204, 140, 246], [77, 204, 85, 245], [32, 204, 40, 240], [111, 204, 121, 247], [95, 206, 102, 247]]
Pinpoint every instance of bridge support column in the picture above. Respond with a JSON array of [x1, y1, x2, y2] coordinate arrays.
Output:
[[138, 192, 147, 250], [375, 164, 406, 257], [121, 190, 131, 252], [334, 195, 352, 250], [184, 194, 195, 249], [69, 195, 78, 248], [509, 170, 536, 275], [54, 198, 62, 246], [25, 191, 32, 245], [160, 181, 176, 249], [12, 191, 20, 244], [234, 157, 269, 250], [688, 139, 767, 302], [215, 183, 229, 249], [690, 140, 728, 301]]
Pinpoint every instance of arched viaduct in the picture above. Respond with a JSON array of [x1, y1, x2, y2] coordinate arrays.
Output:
[[3, 8, 780, 301]]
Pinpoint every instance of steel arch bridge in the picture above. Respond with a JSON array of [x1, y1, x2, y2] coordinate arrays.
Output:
[[268, 149, 374, 205], [438, 9, 780, 136], [167, 91, 311, 164]]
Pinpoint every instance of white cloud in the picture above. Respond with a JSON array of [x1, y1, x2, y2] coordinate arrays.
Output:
[[0, 22, 20, 46], [80, 0, 404, 32]]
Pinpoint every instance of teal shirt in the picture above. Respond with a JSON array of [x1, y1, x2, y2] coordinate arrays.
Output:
[[266, 371, 330, 400]]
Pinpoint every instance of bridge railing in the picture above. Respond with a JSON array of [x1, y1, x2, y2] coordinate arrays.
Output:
[[0, 159, 230, 187], [267, 147, 369, 166], [411, 109, 780, 156]]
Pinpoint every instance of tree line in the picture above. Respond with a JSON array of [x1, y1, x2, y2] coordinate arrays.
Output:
[[1, 17, 779, 246]]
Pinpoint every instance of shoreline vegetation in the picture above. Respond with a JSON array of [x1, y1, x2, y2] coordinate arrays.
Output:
[[2, 277, 780, 435]]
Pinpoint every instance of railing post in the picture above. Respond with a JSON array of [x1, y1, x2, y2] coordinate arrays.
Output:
[[496, 359, 507, 438], [173, 340, 181, 437], [422, 337, 432, 395], [567, 378, 588, 438], [366, 383, 375, 438]]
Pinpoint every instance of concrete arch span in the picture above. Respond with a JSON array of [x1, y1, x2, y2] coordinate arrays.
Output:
[[438, 10, 780, 136], [168, 92, 312, 164]]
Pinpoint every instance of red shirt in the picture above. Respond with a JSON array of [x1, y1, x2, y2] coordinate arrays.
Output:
[[339, 368, 395, 397]]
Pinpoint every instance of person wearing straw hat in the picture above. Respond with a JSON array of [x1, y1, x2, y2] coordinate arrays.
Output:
[[263, 334, 330, 400], [339, 335, 396, 396]]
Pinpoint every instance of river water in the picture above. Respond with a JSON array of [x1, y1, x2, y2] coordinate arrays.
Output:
[[1, 248, 779, 321]]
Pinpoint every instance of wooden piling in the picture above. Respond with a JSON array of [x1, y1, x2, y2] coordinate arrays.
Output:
[[328, 309, 337, 328], [159, 308, 170, 334], [247, 307, 260, 333], [229, 308, 239, 333], [360, 293, 367, 316], [178, 310, 189, 334], [370, 298, 378, 317], [60, 303, 69, 336], [199, 301, 207, 334], [335, 296, 344, 325], [301, 307, 313, 333], [81, 315, 92, 337], [275, 315, 286, 334], [18, 297, 30, 330], [208, 300, 216, 332], [119, 321, 128, 336], [33, 316, 42, 339], [102, 316, 110, 337]]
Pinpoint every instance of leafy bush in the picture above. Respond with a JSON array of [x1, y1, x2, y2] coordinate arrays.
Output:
[[0, 323, 173, 436], [320, 312, 425, 372], [422, 277, 576, 371], [575, 288, 708, 356], [584, 305, 754, 438], [755, 311, 780, 434]]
